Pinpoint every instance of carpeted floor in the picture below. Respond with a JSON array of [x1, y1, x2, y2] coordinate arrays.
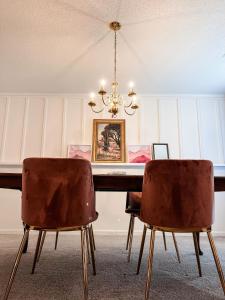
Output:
[[0, 233, 224, 299]]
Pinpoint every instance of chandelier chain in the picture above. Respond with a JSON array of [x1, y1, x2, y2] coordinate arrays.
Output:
[[114, 30, 117, 83]]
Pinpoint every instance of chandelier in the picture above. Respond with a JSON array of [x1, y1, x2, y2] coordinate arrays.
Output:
[[88, 21, 139, 118]]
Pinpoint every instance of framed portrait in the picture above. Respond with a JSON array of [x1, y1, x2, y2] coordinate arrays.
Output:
[[92, 119, 126, 163], [67, 145, 92, 161], [152, 143, 169, 160], [127, 145, 151, 163]]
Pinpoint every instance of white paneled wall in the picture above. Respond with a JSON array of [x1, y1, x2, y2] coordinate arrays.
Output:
[[0, 94, 224, 163], [178, 97, 200, 158], [0, 94, 225, 233], [158, 97, 180, 158]]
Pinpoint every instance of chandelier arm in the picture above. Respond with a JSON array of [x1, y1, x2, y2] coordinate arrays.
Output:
[[101, 95, 109, 106], [124, 107, 136, 116], [91, 106, 104, 114], [124, 99, 133, 108]]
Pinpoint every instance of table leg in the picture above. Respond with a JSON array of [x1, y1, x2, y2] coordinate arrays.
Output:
[[196, 232, 203, 255], [22, 222, 29, 253]]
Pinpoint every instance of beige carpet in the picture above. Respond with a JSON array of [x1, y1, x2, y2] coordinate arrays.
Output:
[[0, 233, 224, 299]]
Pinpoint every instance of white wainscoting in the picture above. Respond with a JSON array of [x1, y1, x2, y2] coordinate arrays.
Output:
[[0, 94, 224, 163], [0, 94, 225, 233]]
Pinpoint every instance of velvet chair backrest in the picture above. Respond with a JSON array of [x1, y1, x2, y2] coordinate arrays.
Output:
[[140, 160, 214, 228], [22, 158, 96, 229]]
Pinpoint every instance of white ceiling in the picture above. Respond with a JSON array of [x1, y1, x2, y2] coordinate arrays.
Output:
[[0, 0, 225, 94]]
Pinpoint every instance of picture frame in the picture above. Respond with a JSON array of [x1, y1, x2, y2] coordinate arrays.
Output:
[[92, 119, 126, 163], [67, 145, 92, 161], [152, 143, 169, 160], [127, 145, 151, 163]]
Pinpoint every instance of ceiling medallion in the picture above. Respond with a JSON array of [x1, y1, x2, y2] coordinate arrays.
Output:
[[88, 21, 139, 118]]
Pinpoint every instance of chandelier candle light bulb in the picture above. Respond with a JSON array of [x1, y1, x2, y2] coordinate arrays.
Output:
[[129, 81, 134, 89], [100, 79, 106, 89], [88, 21, 139, 118], [90, 92, 95, 99]]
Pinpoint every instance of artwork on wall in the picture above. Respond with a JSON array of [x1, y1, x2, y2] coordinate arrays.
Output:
[[127, 145, 151, 163], [67, 145, 92, 161], [152, 143, 169, 159], [92, 119, 126, 163]]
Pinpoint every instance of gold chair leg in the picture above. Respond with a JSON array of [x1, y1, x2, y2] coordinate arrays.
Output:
[[196, 232, 203, 255], [207, 231, 225, 295], [81, 227, 88, 300], [55, 231, 59, 250], [37, 231, 46, 262], [86, 227, 91, 264], [162, 231, 167, 251], [88, 225, 96, 275], [172, 233, 181, 263], [90, 224, 96, 251], [31, 230, 43, 274], [193, 232, 202, 277], [145, 228, 156, 300], [136, 225, 147, 274], [3, 228, 30, 300], [127, 214, 135, 262], [126, 214, 133, 250], [22, 222, 29, 253]]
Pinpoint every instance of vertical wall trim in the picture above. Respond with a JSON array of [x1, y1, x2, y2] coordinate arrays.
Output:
[[0, 96, 10, 162], [176, 97, 182, 158], [81, 97, 85, 144], [137, 106, 141, 144], [61, 97, 67, 157], [20, 97, 29, 161], [41, 97, 48, 157], [196, 97, 202, 158], [216, 100, 225, 163], [139, 100, 143, 144], [157, 98, 160, 142]]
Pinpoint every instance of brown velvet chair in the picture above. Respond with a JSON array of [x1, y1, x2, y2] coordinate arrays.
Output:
[[125, 192, 180, 264], [139, 159, 225, 299], [3, 158, 98, 300]]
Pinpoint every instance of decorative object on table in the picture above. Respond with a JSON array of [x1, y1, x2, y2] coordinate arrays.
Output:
[[127, 145, 151, 163], [88, 21, 139, 118], [152, 143, 169, 159], [67, 145, 92, 161], [92, 119, 126, 163]]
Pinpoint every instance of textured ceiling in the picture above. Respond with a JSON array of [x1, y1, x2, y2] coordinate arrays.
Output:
[[0, 0, 225, 94]]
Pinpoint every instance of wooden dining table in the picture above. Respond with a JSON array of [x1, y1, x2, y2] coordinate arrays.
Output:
[[0, 172, 225, 254], [0, 173, 225, 192]]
